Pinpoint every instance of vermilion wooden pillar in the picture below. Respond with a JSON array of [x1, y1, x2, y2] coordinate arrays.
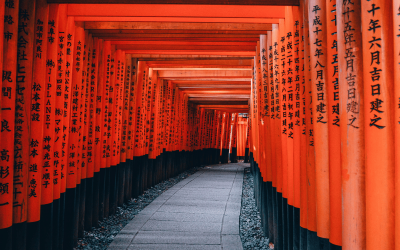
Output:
[[27, 1, 48, 249], [291, 6, 302, 249], [250, 56, 255, 165], [69, 19, 85, 248], [63, 15, 76, 250], [86, 37, 99, 231], [264, 32, 273, 182], [285, 7, 294, 209], [272, 23, 283, 196], [337, 0, 366, 249], [134, 61, 146, 190], [255, 41, 262, 175], [119, 52, 127, 200], [0, 1, 19, 249], [261, 33, 273, 240], [278, 17, 291, 250], [74, 20, 86, 239], [93, 38, 104, 226], [308, 0, 330, 245], [325, 0, 341, 247], [144, 68, 153, 159], [245, 118, 250, 163], [272, 22, 283, 249], [40, 4, 58, 250], [104, 45, 115, 217], [218, 111, 223, 161], [113, 49, 122, 210], [99, 40, 111, 220], [361, 0, 395, 249], [148, 68, 158, 186], [267, 30, 277, 245], [53, 4, 67, 249], [82, 32, 93, 234], [78, 31, 90, 236], [0, 0, 4, 164], [231, 113, 238, 163], [127, 57, 137, 179], [296, 1, 308, 248], [268, 31, 276, 189], [395, 1, 400, 249], [127, 56, 137, 177], [121, 54, 131, 171], [121, 54, 131, 199], [303, 0, 318, 247], [220, 112, 225, 158], [12, 1, 35, 249], [279, 18, 288, 205]]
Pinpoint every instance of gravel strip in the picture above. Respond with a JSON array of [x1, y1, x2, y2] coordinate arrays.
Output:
[[75, 166, 201, 250], [240, 167, 270, 250]]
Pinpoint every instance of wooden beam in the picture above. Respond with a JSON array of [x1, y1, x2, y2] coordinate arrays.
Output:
[[171, 80, 251, 84], [189, 100, 249, 105], [53, 0, 298, 5], [165, 77, 251, 81], [67, 4, 287, 17], [125, 51, 256, 56], [187, 95, 250, 99], [198, 105, 249, 109], [75, 16, 279, 23], [104, 37, 260, 42], [181, 88, 250, 92], [130, 55, 253, 59], [188, 96, 250, 100], [89, 30, 269, 35], [115, 44, 256, 51], [85, 22, 272, 31], [201, 108, 249, 112], [153, 67, 251, 70], [91, 33, 260, 39], [111, 41, 257, 46], [178, 85, 251, 89], [157, 70, 252, 78], [145, 59, 253, 67]]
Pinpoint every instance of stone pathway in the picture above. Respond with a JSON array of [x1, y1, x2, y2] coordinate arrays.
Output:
[[108, 163, 245, 250]]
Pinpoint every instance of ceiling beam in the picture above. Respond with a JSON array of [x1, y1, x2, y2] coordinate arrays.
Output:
[[157, 70, 252, 78], [171, 80, 251, 84], [145, 58, 253, 66], [125, 51, 255, 56], [198, 105, 248, 108], [91, 33, 260, 39], [186, 95, 250, 99], [177, 85, 250, 89], [111, 41, 257, 46], [181, 88, 250, 92], [115, 44, 256, 51], [75, 16, 279, 23], [189, 100, 249, 105], [66, 4, 287, 17], [85, 22, 272, 31], [51, 0, 298, 5], [165, 77, 251, 81]]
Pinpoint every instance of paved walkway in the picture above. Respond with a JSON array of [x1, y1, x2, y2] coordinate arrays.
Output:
[[108, 163, 246, 250]]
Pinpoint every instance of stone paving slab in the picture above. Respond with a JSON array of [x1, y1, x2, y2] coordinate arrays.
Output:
[[156, 204, 226, 215], [150, 211, 223, 222], [141, 220, 222, 233], [126, 244, 222, 250], [131, 231, 221, 244], [163, 200, 228, 209], [108, 163, 245, 250]]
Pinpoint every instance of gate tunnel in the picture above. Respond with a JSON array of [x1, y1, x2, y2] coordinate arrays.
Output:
[[0, 0, 400, 249]]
